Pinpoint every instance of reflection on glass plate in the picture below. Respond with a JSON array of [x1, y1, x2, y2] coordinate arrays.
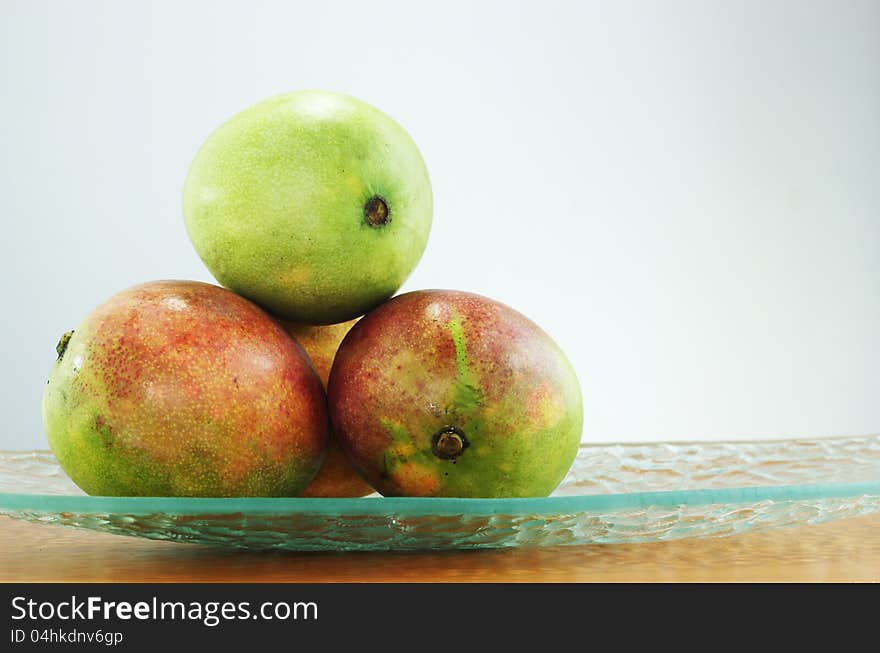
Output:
[[1, 435, 879, 551]]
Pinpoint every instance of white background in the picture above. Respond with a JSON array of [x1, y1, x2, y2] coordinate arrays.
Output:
[[2, 0, 878, 450]]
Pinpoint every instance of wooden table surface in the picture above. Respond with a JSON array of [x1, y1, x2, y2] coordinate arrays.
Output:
[[2, 513, 879, 582]]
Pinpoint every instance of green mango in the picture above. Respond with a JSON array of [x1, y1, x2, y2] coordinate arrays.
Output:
[[183, 90, 432, 325]]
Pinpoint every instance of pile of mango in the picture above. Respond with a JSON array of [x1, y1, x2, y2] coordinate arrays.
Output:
[[43, 91, 583, 499]]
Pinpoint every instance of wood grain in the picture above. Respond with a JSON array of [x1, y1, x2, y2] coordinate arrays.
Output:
[[1, 514, 878, 582]]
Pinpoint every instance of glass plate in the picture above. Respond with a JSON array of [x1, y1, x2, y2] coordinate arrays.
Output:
[[1, 435, 879, 551]]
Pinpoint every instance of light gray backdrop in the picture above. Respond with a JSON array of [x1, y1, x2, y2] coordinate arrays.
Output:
[[2, 0, 878, 450]]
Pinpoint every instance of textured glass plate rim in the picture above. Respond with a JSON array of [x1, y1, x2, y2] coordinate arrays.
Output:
[[3, 482, 880, 517], [2, 441, 880, 517]]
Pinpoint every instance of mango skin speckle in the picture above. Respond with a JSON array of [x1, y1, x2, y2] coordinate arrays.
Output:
[[42, 281, 329, 497], [183, 90, 433, 325], [281, 318, 374, 498], [328, 290, 583, 498]]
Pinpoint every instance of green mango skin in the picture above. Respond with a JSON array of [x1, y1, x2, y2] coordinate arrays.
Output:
[[42, 281, 329, 497], [328, 290, 583, 498], [183, 90, 433, 325]]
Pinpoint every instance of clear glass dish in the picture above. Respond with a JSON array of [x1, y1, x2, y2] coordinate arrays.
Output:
[[1, 435, 879, 551]]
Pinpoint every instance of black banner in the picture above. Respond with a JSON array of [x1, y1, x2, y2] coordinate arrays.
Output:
[[0, 583, 871, 649]]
